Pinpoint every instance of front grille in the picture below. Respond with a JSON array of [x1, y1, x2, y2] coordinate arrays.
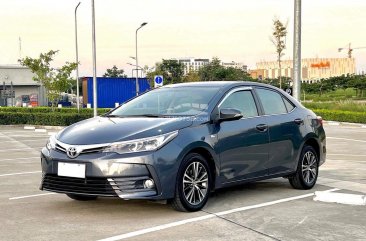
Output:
[[55, 144, 104, 155], [55, 143, 66, 153], [41, 174, 118, 197]]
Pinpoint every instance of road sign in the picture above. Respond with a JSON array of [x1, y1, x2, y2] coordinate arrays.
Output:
[[285, 88, 293, 96], [154, 75, 163, 88]]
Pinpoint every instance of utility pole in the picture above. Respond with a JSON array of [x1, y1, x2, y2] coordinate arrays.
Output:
[[75, 2, 81, 112], [293, 0, 301, 101], [135, 22, 147, 96], [91, 0, 98, 116], [18, 37, 22, 59]]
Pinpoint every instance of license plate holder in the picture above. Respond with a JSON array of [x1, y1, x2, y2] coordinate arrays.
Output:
[[58, 162, 86, 178]]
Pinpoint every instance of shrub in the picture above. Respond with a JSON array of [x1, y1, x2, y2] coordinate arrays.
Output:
[[0, 112, 94, 126], [303, 101, 366, 112], [0, 107, 111, 114], [312, 109, 366, 124]]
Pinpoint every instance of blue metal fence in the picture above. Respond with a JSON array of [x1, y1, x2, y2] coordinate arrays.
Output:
[[86, 77, 150, 108]]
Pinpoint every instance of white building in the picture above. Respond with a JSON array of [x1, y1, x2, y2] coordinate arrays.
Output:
[[175, 58, 210, 75], [221, 61, 248, 72], [166, 58, 248, 76], [0, 65, 47, 106], [254, 58, 356, 83]]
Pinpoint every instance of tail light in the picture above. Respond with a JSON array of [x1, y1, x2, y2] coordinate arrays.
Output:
[[317, 116, 323, 126]]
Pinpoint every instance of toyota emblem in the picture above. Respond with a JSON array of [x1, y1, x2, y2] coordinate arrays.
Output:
[[66, 147, 79, 159]]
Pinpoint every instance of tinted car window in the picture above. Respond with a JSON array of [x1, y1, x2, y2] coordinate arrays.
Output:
[[283, 97, 295, 112], [110, 87, 219, 116], [220, 90, 258, 118], [256, 88, 287, 115]]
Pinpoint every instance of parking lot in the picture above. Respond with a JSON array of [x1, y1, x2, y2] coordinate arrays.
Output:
[[0, 124, 365, 241]]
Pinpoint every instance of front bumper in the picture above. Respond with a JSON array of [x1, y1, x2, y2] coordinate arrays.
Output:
[[40, 148, 166, 200]]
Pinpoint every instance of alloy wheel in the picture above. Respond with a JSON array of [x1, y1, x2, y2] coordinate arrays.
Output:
[[183, 161, 209, 205], [302, 151, 317, 184]]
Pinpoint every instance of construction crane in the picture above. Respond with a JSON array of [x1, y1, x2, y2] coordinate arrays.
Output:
[[338, 43, 366, 58]]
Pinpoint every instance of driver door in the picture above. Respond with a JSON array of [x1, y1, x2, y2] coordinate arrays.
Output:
[[216, 88, 269, 184]]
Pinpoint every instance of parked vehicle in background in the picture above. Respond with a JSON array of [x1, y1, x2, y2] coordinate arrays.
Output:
[[40, 81, 326, 212], [15, 95, 30, 107]]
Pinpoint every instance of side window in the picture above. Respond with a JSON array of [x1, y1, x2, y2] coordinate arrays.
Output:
[[220, 90, 258, 118], [283, 97, 295, 112], [256, 88, 287, 115]]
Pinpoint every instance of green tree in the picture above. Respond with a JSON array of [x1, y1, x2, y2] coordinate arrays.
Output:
[[159, 59, 184, 84], [103, 65, 127, 78], [198, 57, 222, 81], [198, 57, 252, 81], [146, 59, 184, 85], [182, 71, 200, 82], [349, 75, 366, 97], [271, 18, 287, 89], [19, 50, 77, 108]]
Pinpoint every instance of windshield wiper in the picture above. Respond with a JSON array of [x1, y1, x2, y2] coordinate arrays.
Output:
[[104, 114, 124, 118], [125, 114, 167, 118]]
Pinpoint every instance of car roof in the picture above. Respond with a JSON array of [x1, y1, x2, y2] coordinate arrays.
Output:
[[162, 81, 277, 90], [160, 81, 301, 107]]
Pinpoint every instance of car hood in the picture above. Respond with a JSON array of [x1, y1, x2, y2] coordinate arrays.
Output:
[[57, 116, 193, 145]]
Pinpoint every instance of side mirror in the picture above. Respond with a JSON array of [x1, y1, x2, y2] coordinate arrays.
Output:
[[219, 108, 243, 122]]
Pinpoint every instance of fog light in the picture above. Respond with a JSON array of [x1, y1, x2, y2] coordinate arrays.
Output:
[[144, 179, 155, 189]]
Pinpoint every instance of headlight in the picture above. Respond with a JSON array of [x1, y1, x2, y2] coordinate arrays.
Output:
[[46, 135, 57, 150], [103, 131, 178, 154]]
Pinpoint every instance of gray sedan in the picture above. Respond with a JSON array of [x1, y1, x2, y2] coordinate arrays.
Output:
[[40, 81, 326, 212]]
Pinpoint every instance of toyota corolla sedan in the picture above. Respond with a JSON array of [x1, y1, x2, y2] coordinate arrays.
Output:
[[40, 81, 326, 212]]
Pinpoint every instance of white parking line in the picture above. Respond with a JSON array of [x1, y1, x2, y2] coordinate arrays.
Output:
[[4, 135, 49, 137], [314, 191, 366, 205], [97, 188, 339, 241], [0, 148, 33, 152], [1, 140, 46, 143], [328, 154, 366, 157], [327, 137, 366, 143], [24, 126, 36, 130], [9, 193, 57, 200], [35, 129, 47, 133], [0, 157, 39, 162], [0, 171, 41, 177]]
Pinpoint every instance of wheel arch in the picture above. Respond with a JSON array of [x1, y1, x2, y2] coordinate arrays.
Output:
[[177, 142, 219, 191], [303, 137, 320, 161]]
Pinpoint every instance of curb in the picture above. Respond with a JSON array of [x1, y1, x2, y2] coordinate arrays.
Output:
[[323, 121, 366, 128], [0, 124, 65, 130]]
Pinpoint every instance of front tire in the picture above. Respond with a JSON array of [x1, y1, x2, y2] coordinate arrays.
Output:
[[170, 153, 212, 212], [66, 193, 98, 201], [289, 145, 319, 190]]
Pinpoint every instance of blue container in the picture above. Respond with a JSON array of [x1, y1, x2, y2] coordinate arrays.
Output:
[[86, 77, 150, 108]]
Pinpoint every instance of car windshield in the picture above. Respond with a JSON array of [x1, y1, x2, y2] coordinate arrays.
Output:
[[108, 86, 220, 117]]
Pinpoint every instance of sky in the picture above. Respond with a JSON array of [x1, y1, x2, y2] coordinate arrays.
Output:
[[1, 0, 366, 77]]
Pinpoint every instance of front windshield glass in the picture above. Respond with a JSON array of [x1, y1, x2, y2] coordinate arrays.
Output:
[[109, 86, 220, 117]]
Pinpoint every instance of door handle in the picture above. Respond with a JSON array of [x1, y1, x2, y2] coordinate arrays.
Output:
[[294, 118, 304, 125], [256, 124, 268, 132]]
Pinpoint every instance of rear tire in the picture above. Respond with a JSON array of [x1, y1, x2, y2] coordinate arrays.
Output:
[[289, 145, 319, 190], [170, 153, 212, 212], [66, 193, 98, 201]]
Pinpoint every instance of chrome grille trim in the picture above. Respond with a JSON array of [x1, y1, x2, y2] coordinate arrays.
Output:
[[54, 140, 109, 155]]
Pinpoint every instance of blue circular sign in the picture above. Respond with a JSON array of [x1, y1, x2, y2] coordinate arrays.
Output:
[[155, 76, 163, 84]]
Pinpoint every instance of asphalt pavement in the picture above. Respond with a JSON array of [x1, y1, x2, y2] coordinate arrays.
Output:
[[0, 124, 365, 241]]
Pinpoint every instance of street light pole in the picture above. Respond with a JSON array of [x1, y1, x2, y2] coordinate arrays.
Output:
[[135, 22, 147, 96], [127, 63, 143, 78], [91, 0, 98, 116], [74, 2, 81, 112], [293, 0, 302, 101]]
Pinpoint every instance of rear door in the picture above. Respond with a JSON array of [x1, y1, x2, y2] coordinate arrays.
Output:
[[254, 87, 305, 175], [216, 87, 269, 184]]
